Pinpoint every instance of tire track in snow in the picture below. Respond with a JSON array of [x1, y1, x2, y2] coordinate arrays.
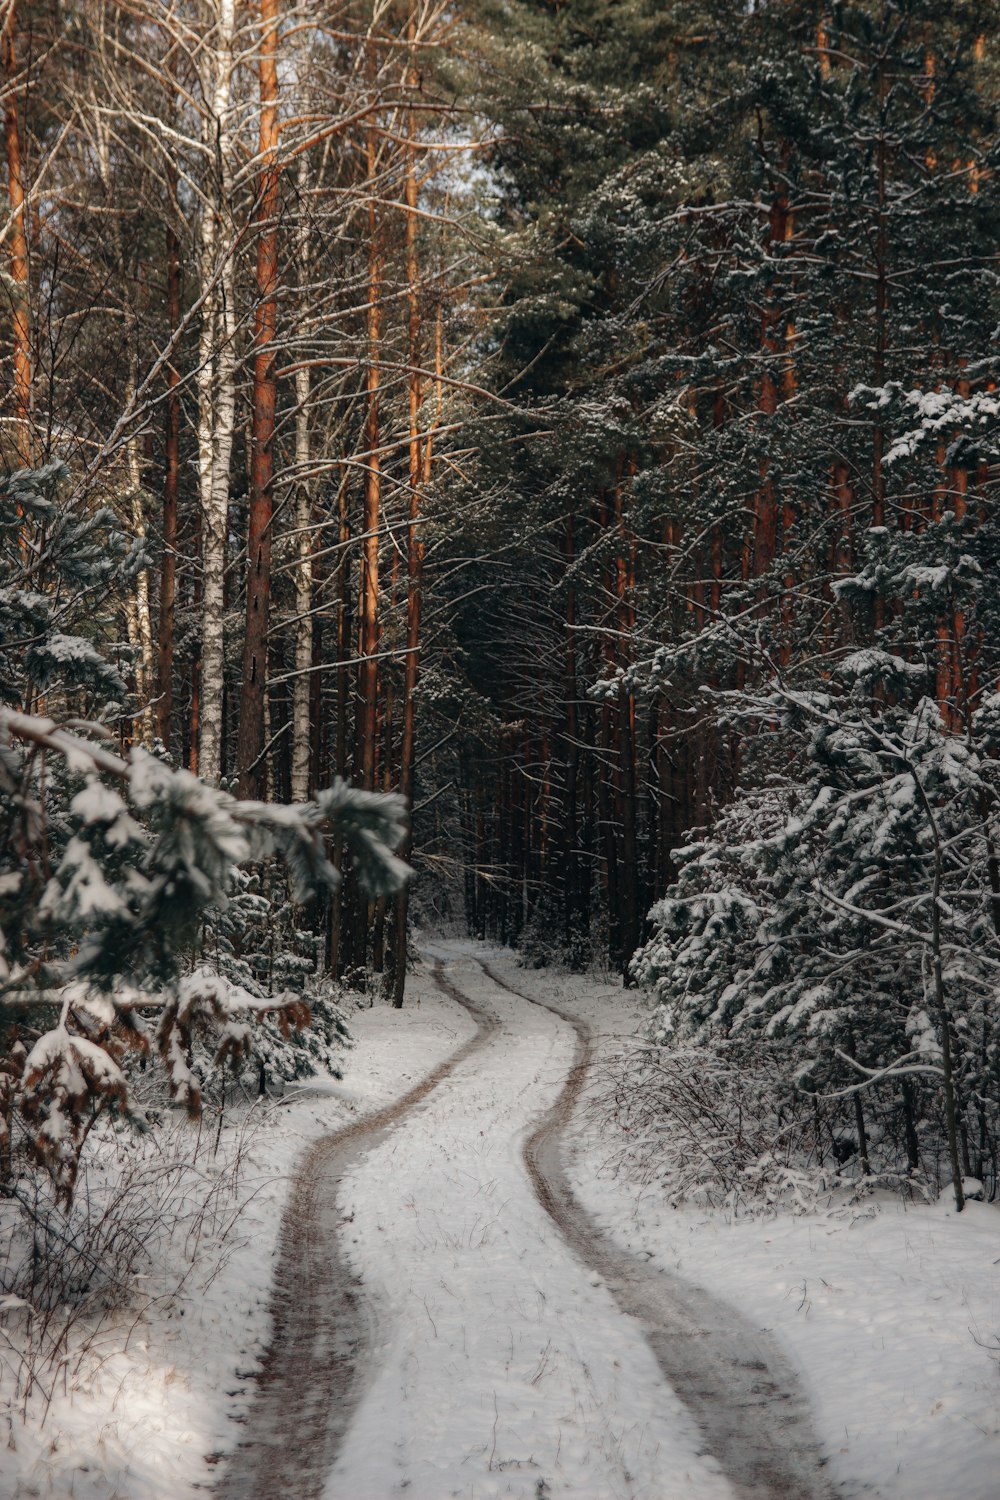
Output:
[[475, 956, 839, 1500], [213, 962, 497, 1500]]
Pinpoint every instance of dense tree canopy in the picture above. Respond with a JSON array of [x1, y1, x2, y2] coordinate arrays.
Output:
[[3, 0, 1000, 1204]]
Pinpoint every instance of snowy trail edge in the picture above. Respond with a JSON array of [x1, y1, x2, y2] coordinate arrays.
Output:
[[214, 962, 496, 1500], [477, 957, 841, 1500]]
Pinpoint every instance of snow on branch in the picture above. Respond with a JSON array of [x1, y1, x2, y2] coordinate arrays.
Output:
[[0, 709, 410, 1200]]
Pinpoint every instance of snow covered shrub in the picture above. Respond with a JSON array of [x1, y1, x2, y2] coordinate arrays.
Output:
[[592, 1041, 839, 1214], [0, 717, 407, 1200], [0, 1107, 262, 1404], [196, 867, 352, 1091], [0, 462, 408, 1203], [632, 665, 1000, 1209], [0, 461, 129, 713]]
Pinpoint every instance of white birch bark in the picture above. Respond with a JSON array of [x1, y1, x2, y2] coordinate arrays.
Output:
[[196, 0, 238, 785], [91, 101, 155, 747]]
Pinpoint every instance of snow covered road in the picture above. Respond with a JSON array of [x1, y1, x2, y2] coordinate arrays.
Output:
[[216, 958, 498, 1499], [220, 944, 836, 1500], [9, 947, 992, 1500], [486, 958, 833, 1500], [327, 946, 729, 1500]]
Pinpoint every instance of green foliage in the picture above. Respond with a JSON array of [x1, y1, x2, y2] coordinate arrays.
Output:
[[0, 462, 128, 710], [634, 673, 1000, 1197], [0, 464, 409, 1202]]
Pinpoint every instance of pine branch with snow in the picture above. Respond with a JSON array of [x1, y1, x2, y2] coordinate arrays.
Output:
[[0, 709, 409, 1199]]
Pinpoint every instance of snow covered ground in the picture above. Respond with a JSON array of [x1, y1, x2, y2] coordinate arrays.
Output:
[[505, 962, 1000, 1500], [1, 972, 475, 1500], [325, 943, 727, 1500], [3, 942, 999, 1500]]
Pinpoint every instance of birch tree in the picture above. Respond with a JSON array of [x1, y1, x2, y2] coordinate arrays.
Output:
[[194, 0, 240, 785]]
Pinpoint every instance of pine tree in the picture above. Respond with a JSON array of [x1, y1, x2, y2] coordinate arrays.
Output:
[[0, 464, 408, 1202]]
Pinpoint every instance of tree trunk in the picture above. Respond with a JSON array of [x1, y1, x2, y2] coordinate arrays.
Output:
[[750, 186, 792, 584], [872, 50, 889, 539], [356, 107, 382, 799], [327, 469, 353, 977], [392, 84, 432, 1005], [237, 0, 280, 799], [346, 70, 385, 983], [562, 510, 582, 960], [614, 472, 640, 977], [157, 197, 181, 754], [1, 1, 31, 467], [290, 157, 314, 803], [124, 343, 155, 750], [197, 0, 237, 786]]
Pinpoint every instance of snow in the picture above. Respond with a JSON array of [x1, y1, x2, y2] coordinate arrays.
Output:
[[1, 974, 480, 1499], [836, 648, 924, 680], [68, 780, 141, 852], [883, 388, 1000, 465], [570, 1189, 1000, 1500], [20, 1025, 127, 1138], [516, 963, 1000, 1500], [5, 943, 999, 1500], [39, 836, 127, 920], [325, 943, 726, 1500]]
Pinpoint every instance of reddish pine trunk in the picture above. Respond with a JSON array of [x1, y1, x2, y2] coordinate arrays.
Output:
[[392, 68, 431, 1005], [2, 3, 30, 467], [817, 16, 832, 79]]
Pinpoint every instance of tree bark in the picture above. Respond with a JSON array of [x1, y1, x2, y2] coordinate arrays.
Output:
[[392, 73, 431, 1005], [356, 106, 382, 798], [345, 58, 385, 982], [290, 155, 314, 803], [614, 471, 640, 977], [237, 0, 281, 799], [197, 0, 238, 785], [561, 509, 582, 960], [125, 351, 155, 750], [157, 192, 181, 754], [1, 1, 30, 467], [327, 468, 353, 977]]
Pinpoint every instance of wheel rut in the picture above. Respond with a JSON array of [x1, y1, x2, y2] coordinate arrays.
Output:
[[213, 961, 497, 1500], [474, 956, 841, 1500]]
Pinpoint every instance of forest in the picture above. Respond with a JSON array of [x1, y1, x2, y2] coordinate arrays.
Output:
[[2, 3, 1000, 1497]]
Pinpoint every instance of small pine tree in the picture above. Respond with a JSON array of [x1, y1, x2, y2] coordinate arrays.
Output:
[[634, 663, 1000, 1209], [0, 464, 409, 1201]]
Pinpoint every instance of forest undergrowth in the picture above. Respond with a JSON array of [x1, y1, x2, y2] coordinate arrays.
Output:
[[5, 4, 1000, 1463], [1, 1104, 261, 1428]]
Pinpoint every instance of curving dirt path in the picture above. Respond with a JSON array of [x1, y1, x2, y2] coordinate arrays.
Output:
[[216, 950, 839, 1500], [214, 962, 496, 1500], [476, 957, 839, 1500]]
